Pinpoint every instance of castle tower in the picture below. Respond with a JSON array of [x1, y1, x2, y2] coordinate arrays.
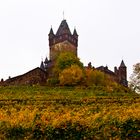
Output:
[[118, 60, 128, 87], [48, 19, 78, 61], [40, 61, 45, 71]]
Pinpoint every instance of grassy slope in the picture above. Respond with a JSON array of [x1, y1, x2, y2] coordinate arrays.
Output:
[[0, 86, 140, 139]]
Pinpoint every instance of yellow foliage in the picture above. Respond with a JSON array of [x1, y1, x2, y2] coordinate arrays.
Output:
[[59, 65, 84, 86], [0, 87, 139, 139], [0, 101, 140, 129], [85, 69, 107, 86]]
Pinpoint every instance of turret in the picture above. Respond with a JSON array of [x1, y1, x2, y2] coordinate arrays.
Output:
[[48, 27, 55, 46], [44, 56, 49, 65], [40, 61, 45, 71], [73, 28, 78, 39], [73, 28, 78, 47], [48, 27, 55, 38], [118, 60, 128, 86], [114, 66, 118, 74]]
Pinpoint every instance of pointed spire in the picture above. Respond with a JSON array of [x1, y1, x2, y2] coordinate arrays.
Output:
[[56, 20, 71, 36], [73, 28, 78, 40], [48, 27, 55, 40], [120, 60, 126, 67], [49, 27, 54, 36], [40, 61, 45, 70], [73, 28, 78, 36], [44, 56, 49, 64]]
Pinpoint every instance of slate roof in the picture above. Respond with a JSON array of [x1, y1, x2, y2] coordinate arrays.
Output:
[[73, 28, 78, 36], [96, 66, 116, 76], [56, 20, 71, 36], [49, 27, 54, 35], [40, 61, 45, 70], [44, 56, 49, 64], [120, 60, 126, 67]]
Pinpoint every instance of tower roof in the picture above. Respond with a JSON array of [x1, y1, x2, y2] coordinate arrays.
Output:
[[56, 20, 71, 36], [44, 56, 49, 64], [120, 60, 126, 67], [73, 28, 78, 36], [40, 61, 45, 70], [49, 27, 54, 35]]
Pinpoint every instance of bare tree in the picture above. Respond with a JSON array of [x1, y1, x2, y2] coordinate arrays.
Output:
[[129, 63, 140, 93]]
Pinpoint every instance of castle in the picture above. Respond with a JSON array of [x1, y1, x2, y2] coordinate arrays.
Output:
[[41, 19, 128, 87], [1, 19, 128, 86]]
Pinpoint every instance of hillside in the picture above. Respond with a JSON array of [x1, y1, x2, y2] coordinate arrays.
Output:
[[0, 86, 140, 139]]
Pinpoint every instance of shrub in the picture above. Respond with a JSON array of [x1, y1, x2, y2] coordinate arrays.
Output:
[[6, 126, 27, 139], [85, 69, 108, 86], [59, 65, 84, 86]]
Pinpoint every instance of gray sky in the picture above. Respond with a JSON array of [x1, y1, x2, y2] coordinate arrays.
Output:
[[0, 0, 140, 80]]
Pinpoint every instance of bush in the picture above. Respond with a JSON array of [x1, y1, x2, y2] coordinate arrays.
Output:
[[6, 126, 27, 139], [120, 119, 140, 139], [85, 69, 109, 86], [59, 65, 84, 86]]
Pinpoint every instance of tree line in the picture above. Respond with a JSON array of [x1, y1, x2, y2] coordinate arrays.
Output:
[[47, 52, 132, 93]]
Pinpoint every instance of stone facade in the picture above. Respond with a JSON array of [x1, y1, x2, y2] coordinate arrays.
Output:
[[1, 68, 47, 86], [48, 19, 78, 61], [96, 60, 128, 87]]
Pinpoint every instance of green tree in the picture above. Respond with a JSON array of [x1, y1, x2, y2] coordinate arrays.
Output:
[[47, 52, 84, 86], [53, 52, 84, 77], [129, 63, 140, 92]]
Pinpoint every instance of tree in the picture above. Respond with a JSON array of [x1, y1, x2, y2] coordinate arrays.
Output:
[[85, 69, 121, 92], [129, 63, 140, 93], [53, 52, 84, 77], [47, 52, 84, 86], [85, 69, 107, 86], [59, 65, 84, 86]]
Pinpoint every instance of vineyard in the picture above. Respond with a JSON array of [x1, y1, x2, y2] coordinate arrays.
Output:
[[0, 86, 140, 139]]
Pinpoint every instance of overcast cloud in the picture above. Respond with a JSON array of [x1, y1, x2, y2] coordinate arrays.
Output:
[[0, 0, 140, 80]]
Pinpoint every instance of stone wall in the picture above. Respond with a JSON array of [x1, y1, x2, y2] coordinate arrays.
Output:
[[1, 67, 47, 86]]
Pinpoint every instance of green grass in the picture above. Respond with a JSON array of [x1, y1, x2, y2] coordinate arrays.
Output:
[[0, 85, 137, 99]]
